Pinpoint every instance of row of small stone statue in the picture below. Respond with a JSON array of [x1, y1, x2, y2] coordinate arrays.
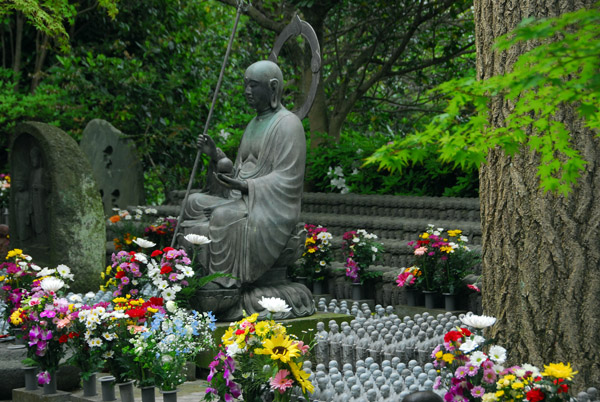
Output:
[[314, 299, 461, 368], [304, 357, 441, 402]]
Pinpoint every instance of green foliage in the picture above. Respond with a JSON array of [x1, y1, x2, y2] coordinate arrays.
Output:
[[307, 130, 478, 197], [366, 5, 600, 196]]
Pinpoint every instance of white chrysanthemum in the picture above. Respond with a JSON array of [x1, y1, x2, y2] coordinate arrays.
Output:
[[40, 277, 65, 293], [84, 291, 96, 299], [460, 312, 497, 329], [145, 208, 157, 215], [162, 288, 176, 301], [134, 253, 148, 264], [166, 300, 177, 313], [473, 335, 485, 344], [469, 350, 488, 367], [257, 296, 291, 313], [521, 363, 541, 378], [184, 233, 212, 245], [181, 266, 194, 277], [102, 351, 114, 359], [30, 264, 41, 271], [226, 342, 243, 357], [56, 264, 73, 279], [459, 339, 478, 353], [489, 345, 507, 364], [88, 338, 102, 347], [319, 261, 326, 266], [132, 238, 156, 248], [37, 267, 56, 277], [371, 246, 378, 253], [68, 294, 83, 303], [157, 281, 168, 290]]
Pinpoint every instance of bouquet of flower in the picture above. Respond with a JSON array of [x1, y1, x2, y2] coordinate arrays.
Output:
[[126, 301, 216, 390], [143, 215, 177, 250], [297, 224, 333, 282], [395, 266, 422, 288], [205, 297, 314, 402], [99, 296, 165, 382], [19, 275, 76, 385], [1, 249, 38, 330], [101, 243, 194, 301], [108, 208, 173, 252], [432, 313, 577, 402], [408, 225, 480, 293], [0, 173, 10, 209], [342, 229, 384, 284], [66, 301, 112, 381]]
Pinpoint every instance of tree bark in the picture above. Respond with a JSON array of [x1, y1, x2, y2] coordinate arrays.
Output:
[[13, 12, 23, 75], [476, 0, 600, 390]]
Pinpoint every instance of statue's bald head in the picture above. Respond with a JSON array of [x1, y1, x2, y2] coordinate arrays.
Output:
[[245, 60, 284, 109]]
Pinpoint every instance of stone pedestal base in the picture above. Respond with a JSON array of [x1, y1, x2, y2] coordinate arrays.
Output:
[[12, 388, 71, 402]]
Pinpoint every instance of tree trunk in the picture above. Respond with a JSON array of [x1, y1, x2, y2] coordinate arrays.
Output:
[[13, 12, 23, 78], [31, 32, 49, 93], [476, 0, 600, 390]]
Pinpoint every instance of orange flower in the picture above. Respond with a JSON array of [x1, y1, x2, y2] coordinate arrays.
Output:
[[109, 215, 121, 223]]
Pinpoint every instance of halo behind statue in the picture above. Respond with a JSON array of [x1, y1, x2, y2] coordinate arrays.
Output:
[[268, 15, 321, 120]]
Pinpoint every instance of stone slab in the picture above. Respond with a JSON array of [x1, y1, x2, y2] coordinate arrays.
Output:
[[12, 388, 71, 402]]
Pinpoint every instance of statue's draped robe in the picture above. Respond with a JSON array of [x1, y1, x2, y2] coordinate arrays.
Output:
[[186, 107, 305, 287]]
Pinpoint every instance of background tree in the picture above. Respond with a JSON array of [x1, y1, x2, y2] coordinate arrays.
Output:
[[476, 0, 599, 389], [216, 0, 475, 141]]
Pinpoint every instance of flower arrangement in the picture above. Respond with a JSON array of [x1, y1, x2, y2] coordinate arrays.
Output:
[[18, 274, 76, 385], [205, 297, 314, 402], [0, 173, 10, 209], [296, 224, 333, 283], [408, 225, 480, 293], [341, 229, 384, 284], [107, 208, 177, 252], [126, 301, 216, 390], [101, 245, 194, 300], [432, 313, 577, 402], [395, 266, 422, 289]]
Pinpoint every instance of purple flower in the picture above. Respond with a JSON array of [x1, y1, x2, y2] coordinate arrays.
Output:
[[455, 366, 469, 379], [37, 371, 51, 385], [482, 368, 497, 384], [471, 386, 485, 398], [40, 310, 56, 318]]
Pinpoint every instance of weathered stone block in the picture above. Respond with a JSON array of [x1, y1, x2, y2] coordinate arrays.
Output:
[[10, 122, 105, 293]]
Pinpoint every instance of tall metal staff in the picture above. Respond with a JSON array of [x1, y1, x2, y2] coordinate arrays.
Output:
[[170, 0, 248, 248]]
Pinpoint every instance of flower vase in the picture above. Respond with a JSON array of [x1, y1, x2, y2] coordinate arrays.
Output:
[[24, 367, 38, 391], [43, 374, 58, 395], [141, 386, 156, 402], [160, 389, 178, 402], [443, 293, 456, 311], [118, 380, 135, 402], [405, 289, 417, 306], [351, 283, 364, 300], [422, 290, 436, 309], [82, 373, 97, 397], [313, 280, 324, 295], [99, 376, 116, 402], [12, 328, 27, 345]]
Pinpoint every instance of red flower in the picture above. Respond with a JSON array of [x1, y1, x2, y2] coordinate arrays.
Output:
[[235, 329, 245, 336], [59, 334, 69, 343], [126, 308, 146, 318], [163, 247, 175, 252], [160, 265, 173, 275], [115, 271, 126, 279], [151, 250, 163, 257], [68, 332, 79, 339], [459, 328, 472, 337], [148, 297, 164, 306], [444, 331, 463, 343], [526, 389, 545, 402]]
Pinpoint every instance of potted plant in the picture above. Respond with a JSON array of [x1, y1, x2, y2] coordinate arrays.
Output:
[[408, 225, 480, 308], [395, 266, 423, 306], [296, 224, 334, 294], [341, 229, 384, 299]]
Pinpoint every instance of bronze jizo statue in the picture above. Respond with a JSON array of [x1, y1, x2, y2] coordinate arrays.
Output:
[[181, 60, 315, 320]]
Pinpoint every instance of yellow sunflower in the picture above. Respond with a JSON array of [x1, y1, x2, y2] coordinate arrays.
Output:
[[255, 333, 299, 363], [289, 361, 314, 394], [541, 362, 578, 380]]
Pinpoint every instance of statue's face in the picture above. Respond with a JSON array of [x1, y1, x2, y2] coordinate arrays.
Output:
[[244, 72, 271, 113]]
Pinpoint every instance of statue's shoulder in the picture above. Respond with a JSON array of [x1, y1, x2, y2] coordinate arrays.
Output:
[[274, 107, 303, 130]]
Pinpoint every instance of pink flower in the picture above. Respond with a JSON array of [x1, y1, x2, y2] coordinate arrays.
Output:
[[56, 318, 71, 329], [467, 284, 481, 292], [295, 341, 310, 355], [37, 371, 51, 385], [270, 369, 293, 394], [471, 386, 485, 398], [414, 247, 427, 256]]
